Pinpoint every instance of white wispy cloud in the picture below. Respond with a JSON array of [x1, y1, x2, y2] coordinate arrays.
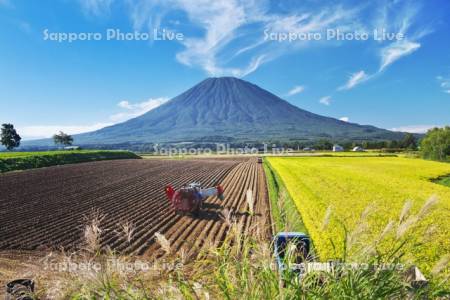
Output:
[[436, 75, 450, 94], [339, 117, 349, 122], [18, 97, 169, 140], [319, 96, 331, 106], [376, 2, 429, 73], [335, 2, 430, 92], [390, 125, 440, 134], [124, 0, 270, 77], [286, 85, 305, 97], [78, 0, 114, 16], [172, 0, 256, 77], [338, 70, 369, 91], [120, 1, 365, 77], [18, 123, 113, 140], [111, 97, 169, 122], [78, 1, 432, 79], [379, 40, 420, 72]]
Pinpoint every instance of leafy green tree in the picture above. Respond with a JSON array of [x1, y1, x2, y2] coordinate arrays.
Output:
[[53, 131, 74, 147], [420, 126, 450, 161], [314, 139, 333, 150], [386, 140, 398, 149], [343, 141, 353, 150], [1, 123, 21, 150], [401, 133, 417, 150]]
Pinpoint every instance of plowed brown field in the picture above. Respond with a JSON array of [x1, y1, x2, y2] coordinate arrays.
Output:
[[0, 157, 271, 287]]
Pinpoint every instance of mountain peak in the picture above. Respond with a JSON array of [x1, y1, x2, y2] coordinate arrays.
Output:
[[210, 76, 238, 79], [199, 76, 252, 87], [50, 78, 404, 145], [206, 76, 242, 81]]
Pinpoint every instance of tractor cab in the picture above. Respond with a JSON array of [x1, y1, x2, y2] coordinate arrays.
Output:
[[165, 183, 224, 216]]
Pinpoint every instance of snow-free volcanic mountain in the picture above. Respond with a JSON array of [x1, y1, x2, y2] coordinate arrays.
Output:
[[41, 77, 405, 145]]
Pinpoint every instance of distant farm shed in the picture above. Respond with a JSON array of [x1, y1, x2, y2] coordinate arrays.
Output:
[[352, 146, 365, 152], [333, 145, 344, 152], [64, 146, 81, 150]]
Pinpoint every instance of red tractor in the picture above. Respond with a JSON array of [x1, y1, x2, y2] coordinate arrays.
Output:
[[165, 183, 224, 216]]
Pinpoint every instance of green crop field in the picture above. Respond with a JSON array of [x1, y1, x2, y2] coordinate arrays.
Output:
[[268, 156, 450, 275], [0, 150, 140, 173], [0, 150, 99, 158]]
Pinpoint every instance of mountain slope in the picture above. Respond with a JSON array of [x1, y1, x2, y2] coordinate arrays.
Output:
[[32, 77, 405, 145]]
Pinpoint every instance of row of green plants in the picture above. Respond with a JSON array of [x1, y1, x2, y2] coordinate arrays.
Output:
[[0, 150, 140, 173]]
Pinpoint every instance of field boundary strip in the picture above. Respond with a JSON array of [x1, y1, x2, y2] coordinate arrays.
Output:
[[0, 150, 140, 173], [263, 158, 307, 234], [261, 161, 276, 238]]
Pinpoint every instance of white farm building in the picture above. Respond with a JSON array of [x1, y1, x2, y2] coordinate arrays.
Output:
[[333, 145, 344, 152], [352, 146, 365, 152]]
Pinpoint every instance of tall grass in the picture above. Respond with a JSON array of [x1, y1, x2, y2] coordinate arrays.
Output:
[[23, 200, 450, 299], [82, 209, 106, 254], [246, 189, 255, 216], [154, 232, 171, 254], [115, 220, 136, 245]]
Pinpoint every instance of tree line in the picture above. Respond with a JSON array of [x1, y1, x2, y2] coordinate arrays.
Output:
[[1, 123, 449, 161], [286, 132, 418, 151]]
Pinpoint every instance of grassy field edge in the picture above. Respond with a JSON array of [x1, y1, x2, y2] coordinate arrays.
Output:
[[432, 175, 450, 187], [0, 150, 141, 173], [263, 157, 307, 233]]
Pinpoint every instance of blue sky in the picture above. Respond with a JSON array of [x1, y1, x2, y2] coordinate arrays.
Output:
[[0, 0, 449, 140]]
